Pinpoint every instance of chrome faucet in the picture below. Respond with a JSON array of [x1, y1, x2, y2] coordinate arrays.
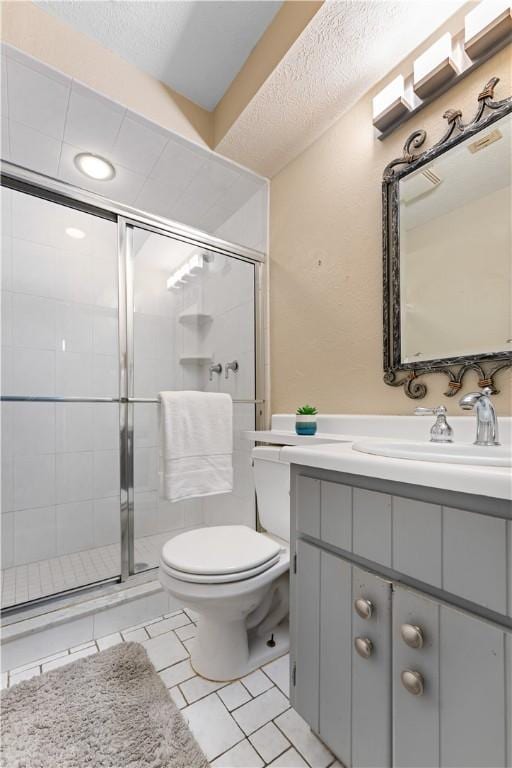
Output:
[[458, 387, 500, 446], [414, 405, 453, 442], [208, 363, 222, 381]]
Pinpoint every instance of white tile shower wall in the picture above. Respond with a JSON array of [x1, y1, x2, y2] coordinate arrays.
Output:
[[2, 43, 269, 254], [0, 401, 121, 567], [130, 247, 256, 540], [197, 255, 256, 528], [0, 188, 120, 569]]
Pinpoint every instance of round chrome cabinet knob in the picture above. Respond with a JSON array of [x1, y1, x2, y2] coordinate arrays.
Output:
[[354, 637, 373, 659], [401, 669, 424, 696], [400, 623, 424, 649], [354, 598, 374, 620]]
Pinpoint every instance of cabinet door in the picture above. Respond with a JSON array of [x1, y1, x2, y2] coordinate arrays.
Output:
[[352, 567, 392, 768], [319, 551, 352, 764], [392, 586, 440, 768], [393, 585, 509, 768], [290, 539, 321, 731]]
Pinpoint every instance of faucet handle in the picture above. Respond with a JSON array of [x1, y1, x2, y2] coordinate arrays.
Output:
[[225, 360, 239, 379], [208, 363, 222, 381], [414, 405, 453, 443], [414, 405, 447, 416]]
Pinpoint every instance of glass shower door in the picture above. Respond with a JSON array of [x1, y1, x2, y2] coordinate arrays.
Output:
[[130, 226, 256, 572], [1, 186, 121, 608]]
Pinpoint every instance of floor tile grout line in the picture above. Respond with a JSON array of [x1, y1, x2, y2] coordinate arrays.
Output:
[[271, 711, 329, 768], [206, 731, 254, 766], [246, 720, 293, 765], [247, 737, 277, 767], [178, 676, 230, 706], [229, 680, 280, 716]]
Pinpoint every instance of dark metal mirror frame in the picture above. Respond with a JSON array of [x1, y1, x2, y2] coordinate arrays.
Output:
[[382, 77, 512, 399]]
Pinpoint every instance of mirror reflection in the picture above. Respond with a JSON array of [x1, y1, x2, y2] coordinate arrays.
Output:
[[399, 112, 512, 364]]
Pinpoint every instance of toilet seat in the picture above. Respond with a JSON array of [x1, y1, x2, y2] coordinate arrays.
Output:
[[161, 525, 283, 584], [161, 552, 281, 584]]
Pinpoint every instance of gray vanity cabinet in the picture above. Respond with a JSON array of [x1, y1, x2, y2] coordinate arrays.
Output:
[[290, 467, 512, 768], [393, 585, 509, 768]]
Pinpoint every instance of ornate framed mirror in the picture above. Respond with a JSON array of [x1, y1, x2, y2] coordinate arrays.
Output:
[[382, 77, 512, 399]]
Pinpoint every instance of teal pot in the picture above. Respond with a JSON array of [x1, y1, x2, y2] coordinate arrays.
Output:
[[295, 415, 317, 435]]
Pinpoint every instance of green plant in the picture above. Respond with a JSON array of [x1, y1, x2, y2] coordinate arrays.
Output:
[[296, 404, 318, 416]]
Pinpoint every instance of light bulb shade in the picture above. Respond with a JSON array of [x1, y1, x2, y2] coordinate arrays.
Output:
[[464, 0, 512, 60], [413, 33, 459, 100], [372, 75, 413, 133], [167, 253, 205, 290], [74, 153, 116, 181]]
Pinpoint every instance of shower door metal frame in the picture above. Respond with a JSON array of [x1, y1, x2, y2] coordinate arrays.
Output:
[[1, 160, 268, 600]]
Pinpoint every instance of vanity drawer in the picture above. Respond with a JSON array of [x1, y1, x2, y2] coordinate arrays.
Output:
[[393, 500, 508, 615], [320, 481, 352, 550], [294, 469, 511, 619], [295, 477, 353, 549], [353, 488, 392, 566], [442, 506, 508, 615], [392, 497, 442, 587]]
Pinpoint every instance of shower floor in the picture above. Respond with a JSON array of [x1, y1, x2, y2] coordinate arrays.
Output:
[[0, 532, 171, 610]]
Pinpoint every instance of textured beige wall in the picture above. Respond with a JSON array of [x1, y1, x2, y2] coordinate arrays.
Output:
[[269, 44, 512, 416], [214, 1, 322, 146], [1, 1, 213, 146]]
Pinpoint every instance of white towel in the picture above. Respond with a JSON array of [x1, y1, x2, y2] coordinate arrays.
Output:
[[159, 391, 233, 503]]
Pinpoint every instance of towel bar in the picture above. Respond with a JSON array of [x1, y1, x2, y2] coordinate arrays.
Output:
[[0, 395, 264, 405]]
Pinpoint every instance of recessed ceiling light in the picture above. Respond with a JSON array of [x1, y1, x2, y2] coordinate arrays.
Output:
[[74, 152, 116, 181], [65, 227, 86, 240]]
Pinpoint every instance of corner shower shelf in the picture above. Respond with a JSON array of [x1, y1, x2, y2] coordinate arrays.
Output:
[[178, 311, 213, 326], [179, 355, 214, 365]]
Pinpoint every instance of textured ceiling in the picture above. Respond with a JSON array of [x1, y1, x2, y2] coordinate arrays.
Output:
[[216, 0, 468, 177], [35, 0, 283, 110]]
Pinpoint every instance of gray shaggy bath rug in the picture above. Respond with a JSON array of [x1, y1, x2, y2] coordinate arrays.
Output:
[[0, 642, 208, 768]]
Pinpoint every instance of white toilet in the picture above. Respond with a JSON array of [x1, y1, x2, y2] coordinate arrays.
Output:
[[159, 446, 290, 681]]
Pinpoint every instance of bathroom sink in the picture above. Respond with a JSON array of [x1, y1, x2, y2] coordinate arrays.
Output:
[[352, 439, 512, 467]]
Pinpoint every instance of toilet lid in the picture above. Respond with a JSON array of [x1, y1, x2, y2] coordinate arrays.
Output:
[[161, 525, 282, 576]]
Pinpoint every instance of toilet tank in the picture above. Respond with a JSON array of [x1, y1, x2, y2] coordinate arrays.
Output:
[[252, 446, 290, 542]]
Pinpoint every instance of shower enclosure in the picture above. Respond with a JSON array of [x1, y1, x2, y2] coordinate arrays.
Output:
[[0, 167, 265, 611]]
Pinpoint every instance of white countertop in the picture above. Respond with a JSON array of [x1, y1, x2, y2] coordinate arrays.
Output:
[[244, 415, 512, 501], [280, 441, 512, 501], [243, 430, 350, 446]]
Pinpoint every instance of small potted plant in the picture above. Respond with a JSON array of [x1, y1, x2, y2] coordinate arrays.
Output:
[[295, 405, 318, 436]]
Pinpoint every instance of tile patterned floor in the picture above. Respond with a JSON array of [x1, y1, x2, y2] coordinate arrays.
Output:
[[1, 609, 342, 768], [0, 532, 170, 608]]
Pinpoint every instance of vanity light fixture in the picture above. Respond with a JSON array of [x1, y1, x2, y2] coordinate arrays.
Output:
[[65, 227, 86, 239], [372, 75, 413, 133], [464, 0, 512, 60], [74, 152, 116, 181], [413, 33, 459, 100], [167, 252, 205, 290]]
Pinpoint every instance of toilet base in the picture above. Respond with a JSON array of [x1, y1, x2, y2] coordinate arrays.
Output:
[[190, 618, 289, 682]]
